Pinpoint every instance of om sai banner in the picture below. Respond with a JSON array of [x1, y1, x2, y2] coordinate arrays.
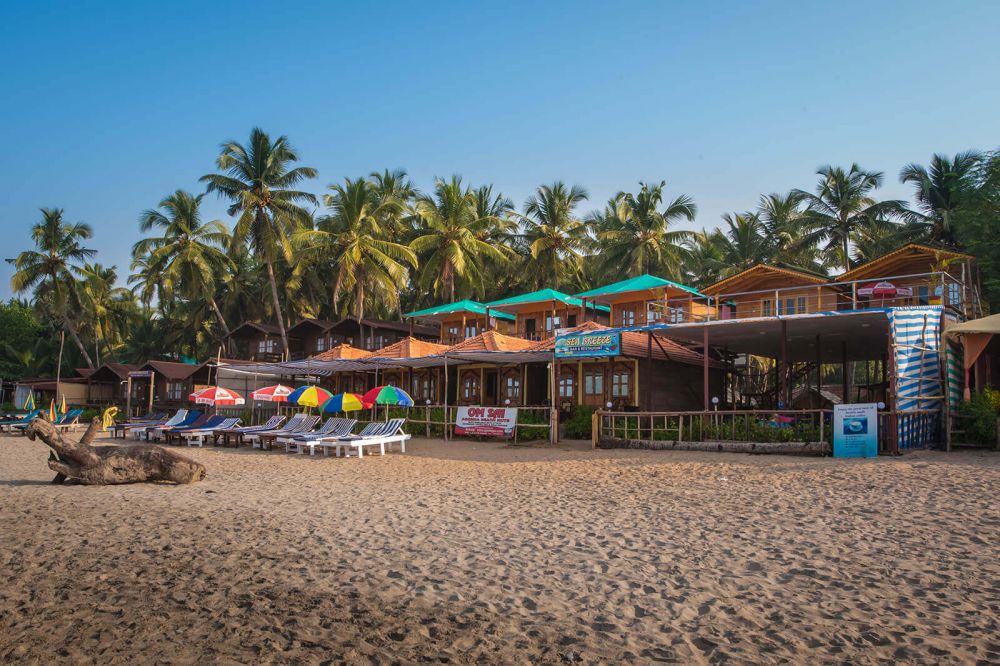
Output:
[[454, 406, 518, 437], [555, 331, 620, 358]]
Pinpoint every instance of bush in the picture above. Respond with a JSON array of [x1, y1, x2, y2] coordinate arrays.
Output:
[[957, 389, 1000, 445], [562, 406, 595, 439]]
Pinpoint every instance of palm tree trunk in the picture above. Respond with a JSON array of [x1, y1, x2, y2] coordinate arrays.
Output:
[[208, 296, 231, 337], [265, 259, 290, 359], [65, 320, 95, 368]]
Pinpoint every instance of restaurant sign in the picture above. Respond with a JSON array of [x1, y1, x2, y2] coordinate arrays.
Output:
[[554, 331, 621, 358], [454, 406, 518, 438]]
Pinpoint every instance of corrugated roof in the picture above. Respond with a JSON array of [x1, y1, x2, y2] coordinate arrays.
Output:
[[447, 330, 535, 353], [362, 337, 452, 359], [486, 289, 611, 313], [530, 321, 712, 367], [310, 344, 370, 361], [575, 274, 701, 299], [404, 299, 516, 321]]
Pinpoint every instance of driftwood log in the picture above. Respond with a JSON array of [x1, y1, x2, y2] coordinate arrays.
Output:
[[25, 417, 206, 485]]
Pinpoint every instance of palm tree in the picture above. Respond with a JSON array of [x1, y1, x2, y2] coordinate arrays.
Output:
[[795, 165, 906, 272], [370, 168, 419, 241], [132, 190, 234, 338], [681, 229, 728, 288], [590, 181, 695, 280], [77, 263, 137, 365], [900, 151, 981, 247], [410, 176, 510, 301], [200, 127, 318, 358], [756, 191, 822, 271], [716, 212, 773, 276], [295, 177, 416, 337], [519, 182, 591, 290], [7, 208, 97, 367]]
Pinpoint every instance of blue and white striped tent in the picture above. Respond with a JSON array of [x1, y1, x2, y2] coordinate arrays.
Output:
[[887, 307, 945, 449]]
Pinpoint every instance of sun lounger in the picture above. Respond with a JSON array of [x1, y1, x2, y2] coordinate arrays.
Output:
[[249, 415, 320, 450], [111, 411, 167, 438], [288, 418, 357, 456], [278, 417, 341, 451], [145, 411, 204, 441], [214, 415, 286, 447], [182, 417, 242, 447], [163, 414, 224, 444], [52, 409, 85, 432], [242, 413, 307, 448], [129, 410, 189, 440], [321, 418, 409, 458], [0, 409, 41, 432]]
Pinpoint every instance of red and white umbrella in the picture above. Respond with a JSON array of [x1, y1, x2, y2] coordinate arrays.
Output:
[[857, 281, 913, 298], [189, 386, 245, 406], [251, 384, 294, 403]]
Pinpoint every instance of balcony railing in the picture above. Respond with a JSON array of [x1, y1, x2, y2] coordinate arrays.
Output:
[[630, 271, 977, 326]]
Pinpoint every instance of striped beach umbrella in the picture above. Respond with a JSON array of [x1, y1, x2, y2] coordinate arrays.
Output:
[[189, 386, 245, 406], [251, 384, 294, 402], [287, 385, 333, 408], [320, 393, 368, 413], [362, 385, 414, 407]]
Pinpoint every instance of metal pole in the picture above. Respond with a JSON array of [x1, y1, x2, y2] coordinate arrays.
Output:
[[703, 326, 710, 411]]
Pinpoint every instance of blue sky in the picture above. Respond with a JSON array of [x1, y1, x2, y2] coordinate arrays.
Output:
[[2, 1, 999, 298]]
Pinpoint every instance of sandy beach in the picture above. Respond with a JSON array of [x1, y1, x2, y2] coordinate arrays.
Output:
[[1, 433, 998, 664]]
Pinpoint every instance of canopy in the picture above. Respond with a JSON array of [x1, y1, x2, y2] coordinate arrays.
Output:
[[946, 314, 1000, 398], [575, 274, 701, 301], [486, 288, 610, 313], [404, 299, 515, 321], [945, 313, 1000, 337]]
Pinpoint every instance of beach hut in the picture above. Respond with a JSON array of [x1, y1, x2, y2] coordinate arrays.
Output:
[[486, 289, 610, 340], [575, 274, 703, 326], [403, 300, 516, 344]]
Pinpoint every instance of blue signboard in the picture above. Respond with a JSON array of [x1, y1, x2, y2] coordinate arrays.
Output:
[[555, 331, 621, 358], [833, 403, 878, 458]]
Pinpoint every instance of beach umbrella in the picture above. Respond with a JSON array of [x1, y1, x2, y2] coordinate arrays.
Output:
[[857, 281, 913, 298], [24, 391, 34, 411], [287, 385, 334, 408], [189, 386, 245, 406], [48, 399, 57, 422], [362, 385, 414, 407], [251, 384, 294, 402], [319, 393, 368, 413], [60, 394, 68, 415]]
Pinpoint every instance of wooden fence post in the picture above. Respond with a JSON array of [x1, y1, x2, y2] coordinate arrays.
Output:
[[591, 410, 599, 449]]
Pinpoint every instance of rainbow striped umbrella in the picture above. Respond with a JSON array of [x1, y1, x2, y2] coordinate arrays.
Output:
[[320, 393, 368, 413], [287, 385, 333, 408], [362, 385, 414, 407], [251, 384, 294, 402]]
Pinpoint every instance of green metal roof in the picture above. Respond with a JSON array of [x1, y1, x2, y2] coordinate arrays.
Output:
[[486, 289, 611, 313], [575, 274, 702, 299], [404, 299, 516, 321]]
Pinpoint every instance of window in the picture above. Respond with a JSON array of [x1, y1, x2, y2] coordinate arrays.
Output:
[[620, 309, 636, 327], [668, 306, 684, 323], [462, 373, 480, 401], [612, 367, 631, 398], [779, 298, 795, 315], [545, 315, 561, 334], [567, 314, 577, 327], [558, 370, 575, 398], [762, 300, 773, 317], [504, 375, 520, 401], [416, 373, 434, 400], [372, 335, 385, 350], [257, 338, 275, 354], [315, 336, 328, 352], [165, 381, 184, 401], [524, 319, 536, 339], [947, 282, 962, 306], [584, 368, 604, 396], [465, 323, 478, 338], [917, 286, 930, 305], [797, 296, 807, 314]]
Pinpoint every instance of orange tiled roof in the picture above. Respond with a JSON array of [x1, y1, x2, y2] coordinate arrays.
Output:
[[311, 344, 369, 361], [362, 337, 452, 359], [447, 330, 536, 353]]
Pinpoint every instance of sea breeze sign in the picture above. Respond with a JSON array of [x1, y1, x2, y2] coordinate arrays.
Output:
[[554, 331, 621, 358], [833, 403, 879, 458], [454, 406, 518, 437]]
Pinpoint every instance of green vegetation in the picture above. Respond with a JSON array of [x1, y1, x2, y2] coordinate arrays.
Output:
[[5, 133, 1000, 378], [957, 389, 1000, 446]]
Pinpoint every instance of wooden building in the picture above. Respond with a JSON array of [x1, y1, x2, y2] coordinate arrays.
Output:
[[700, 264, 838, 319], [486, 289, 610, 340], [403, 300, 515, 344], [225, 322, 297, 362], [575, 274, 706, 327], [447, 331, 539, 406]]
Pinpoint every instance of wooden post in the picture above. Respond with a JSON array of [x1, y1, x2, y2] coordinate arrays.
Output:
[[591, 409, 598, 449], [841, 341, 848, 404], [577, 360, 583, 406], [461, 313, 467, 340], [443, 359, 449, 441], [780, 319, 788, 406], [549, 357, 558, 445], [485, 307, 492, 331], [126, 376, 132, 418], [703, 326, 710, 411], [633, 358, 639, 408], [148, 372, 155, 414]]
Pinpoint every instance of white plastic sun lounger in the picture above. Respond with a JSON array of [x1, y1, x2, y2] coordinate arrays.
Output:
[[183, 417, 242, 447], [290, 418, 357, 456], [278, 417, 340, 451], [244, 413, 306, 448], [129, 410, 187, 440], [321, 418, 409, 459], [249, 415, 319, 449]]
